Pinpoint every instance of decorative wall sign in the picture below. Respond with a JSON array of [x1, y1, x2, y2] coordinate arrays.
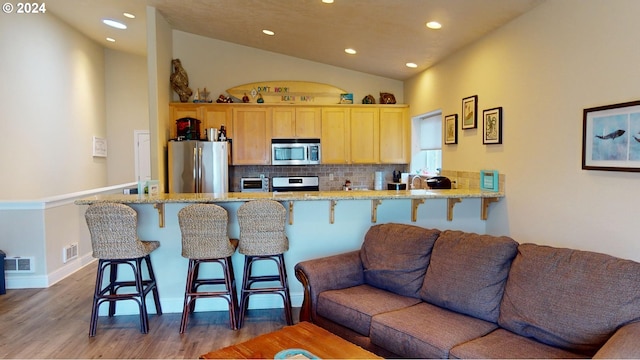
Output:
[[444, 114, 458, 144], [582, 100, 640, 172], [226, 81, 347, 104], [462, 95, 478, 129], [92, 136, 107, 157], [483, 107, 503, 144]]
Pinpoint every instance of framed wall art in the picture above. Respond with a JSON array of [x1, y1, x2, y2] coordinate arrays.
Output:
[[462, 95, 478, 129], [582, 100, 640, 172], [444, 114, 458, 144], [482, 107, 502, 144]]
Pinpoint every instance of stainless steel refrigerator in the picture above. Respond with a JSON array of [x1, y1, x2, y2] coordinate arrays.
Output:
[[168, 140, 229, 194]]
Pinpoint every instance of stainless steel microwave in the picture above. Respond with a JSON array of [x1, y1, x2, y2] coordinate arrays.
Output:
[[271, 139, 321, 165]]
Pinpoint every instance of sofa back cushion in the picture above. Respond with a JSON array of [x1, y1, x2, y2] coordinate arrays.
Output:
[[419, 230, 518, 323], [499, 243, 640, 355], [360, 223, 440, 298]]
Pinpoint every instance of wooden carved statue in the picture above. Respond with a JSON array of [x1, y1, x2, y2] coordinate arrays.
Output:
[[170, 59, 193, 102]]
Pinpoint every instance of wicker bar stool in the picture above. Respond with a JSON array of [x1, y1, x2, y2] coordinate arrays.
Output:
[[237, 200, 293, 328], [84, 203, 162, 337], [178, 204, 239, 332]]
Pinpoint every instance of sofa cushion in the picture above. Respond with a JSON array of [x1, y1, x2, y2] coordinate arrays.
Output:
[[360, 223, 440, 298], [317, 284, 421, 336], [370, 302, 498, 359], [450, 329, 584, 359], [419, 230, 518, 322], [499, 243, 640, 355]]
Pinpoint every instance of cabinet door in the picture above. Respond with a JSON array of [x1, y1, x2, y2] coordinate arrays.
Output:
[[232, 107, 272, 165], [321, 108, 350, 164], [201, 105, 233, 139], [295, 107, 321, 138], [272, 107, 296, 138], [170, 104, 199, 139], [350, 108, 379, 164], [379, 108, 409, 163]]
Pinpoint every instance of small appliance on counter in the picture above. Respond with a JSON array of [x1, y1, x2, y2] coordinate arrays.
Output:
[[426, 176, 452, 189], [387, 182, 407, 191], [240, 177, 269, 192], [176, 117, 202, 140]]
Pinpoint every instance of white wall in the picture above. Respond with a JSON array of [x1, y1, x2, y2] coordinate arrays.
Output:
[[105, 50, 149, 184], [404, 0, 640, 261], [171, 31, 404, 105], [0, 12, 107, 200]]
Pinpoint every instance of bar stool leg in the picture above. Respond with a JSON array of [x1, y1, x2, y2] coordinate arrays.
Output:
[[180, 259, 196, 334], [135, 258, 149, 334], [224, 257, 239, 330], [144, 255, 162, 315], [107, 262, 118, 317], [277, 254, 293, 325], [89, 260, 107, 337]]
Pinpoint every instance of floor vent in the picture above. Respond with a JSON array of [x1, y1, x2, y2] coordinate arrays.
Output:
[[4, 257, 35, 273], [62, 243, 78, 263]]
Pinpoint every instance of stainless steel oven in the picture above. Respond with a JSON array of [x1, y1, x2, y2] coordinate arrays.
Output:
[[271, 139, 321, 165], [272, 176, 320, 192]]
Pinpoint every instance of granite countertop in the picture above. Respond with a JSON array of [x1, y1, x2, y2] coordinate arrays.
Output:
[[74, 188, 504, 205]]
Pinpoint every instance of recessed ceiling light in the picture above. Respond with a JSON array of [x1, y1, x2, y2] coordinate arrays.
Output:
[[344, 48, 357, 55], [262, 29, 275, 36], [406, 62, 418, 68], [322, 0, 334, 3], [102, 19, 127, 30], [123, 12, 135, 19], [426, 21, 442, 30], [106, 37, 116, 42]]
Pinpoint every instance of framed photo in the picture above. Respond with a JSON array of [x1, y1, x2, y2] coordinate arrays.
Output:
[[462, 95, 478, 129], [582, 100, 640, 172], [444, 114, 458, 144], [483, 107, 502, 144], [92, 136, 107, 157]]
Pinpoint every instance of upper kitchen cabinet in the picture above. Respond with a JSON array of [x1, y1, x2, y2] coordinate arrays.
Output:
[[321, 107, 350, 164], [232, 107, 272, 165], [379, 107, 409, 163], [350, 108, 380, 164], [272, 107, 321, 138], [202, 105, 233, 139]]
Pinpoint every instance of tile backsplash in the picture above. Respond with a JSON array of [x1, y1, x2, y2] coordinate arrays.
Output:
[[231, 164, 409, 192], [230, 166, 504, 192]]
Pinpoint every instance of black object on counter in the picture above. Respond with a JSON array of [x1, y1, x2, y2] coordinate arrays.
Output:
[[387, 182, 407, 191], [426, 176, 452, 189]]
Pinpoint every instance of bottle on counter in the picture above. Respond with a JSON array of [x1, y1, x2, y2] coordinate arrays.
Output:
[[343, 180, 352, 191], [219, 125, 227, 141]]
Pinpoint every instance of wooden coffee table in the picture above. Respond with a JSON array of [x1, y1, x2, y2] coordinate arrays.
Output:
[[200, 321, 381, 359]]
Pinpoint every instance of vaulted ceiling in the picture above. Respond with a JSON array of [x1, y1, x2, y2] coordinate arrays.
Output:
[[48, 0, 544, 80]]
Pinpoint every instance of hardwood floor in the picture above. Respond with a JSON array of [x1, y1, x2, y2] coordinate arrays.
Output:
[[0, 261, 300, 359]]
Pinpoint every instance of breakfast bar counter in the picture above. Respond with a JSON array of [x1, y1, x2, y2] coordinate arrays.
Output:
[[74, 189, 504, 315]]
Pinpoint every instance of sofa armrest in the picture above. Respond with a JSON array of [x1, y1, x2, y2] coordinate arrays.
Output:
[[294, 250, 364, 322], [593, 321, 640, 359]]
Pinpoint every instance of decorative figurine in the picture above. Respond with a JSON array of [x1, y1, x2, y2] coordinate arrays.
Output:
[[193, 88, 200, 102], [242, 93, 250, 103], [362, 94, 376, 104], [170, 59, 193, 102], [380, 92, 396, 104], [257, 93, 264, 103]]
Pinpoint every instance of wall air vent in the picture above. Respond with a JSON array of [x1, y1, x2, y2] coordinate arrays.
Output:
[[4, 257, 35, 273], [62, 243, 78, 263]]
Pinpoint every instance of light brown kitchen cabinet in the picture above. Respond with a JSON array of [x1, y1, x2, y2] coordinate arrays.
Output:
[[201, 105, 233, 139], [232, 107, 272, 165], [169, 104, 200, 139], [321, 107, 350, 164], [379, 107, 409, 163], [350, 108, 380, 164], [272, 107, 321, 138]]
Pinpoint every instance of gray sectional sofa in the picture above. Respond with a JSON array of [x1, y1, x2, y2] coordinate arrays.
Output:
[[294, 223, 640, 358]]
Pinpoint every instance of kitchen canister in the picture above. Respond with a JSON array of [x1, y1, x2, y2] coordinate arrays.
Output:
[[374, 171, 384, 190], [207, 128, 218, 141]]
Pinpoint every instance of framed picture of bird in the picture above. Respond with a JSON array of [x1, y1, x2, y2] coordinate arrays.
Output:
[[582, 100, 640, 172]]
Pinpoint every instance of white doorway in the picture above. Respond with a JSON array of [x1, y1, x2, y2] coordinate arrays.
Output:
[[134, 130, 151, 182]]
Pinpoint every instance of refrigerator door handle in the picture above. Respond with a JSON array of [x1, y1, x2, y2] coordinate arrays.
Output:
[[197, 146, 203, 193], [192, 147, 198, 193]]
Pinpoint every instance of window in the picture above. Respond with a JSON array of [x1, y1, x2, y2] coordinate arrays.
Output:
[[411, 111, 442, 175]]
